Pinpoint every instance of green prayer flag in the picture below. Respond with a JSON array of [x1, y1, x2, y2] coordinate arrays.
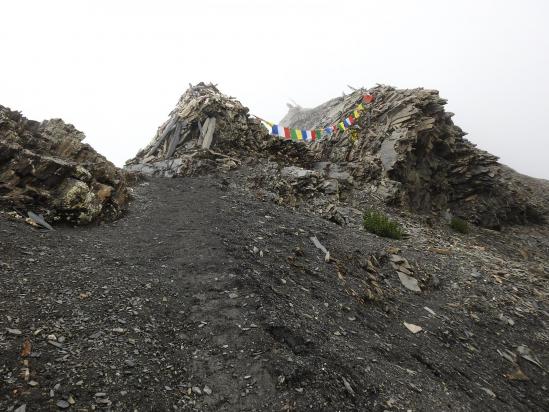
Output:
[[290, 129, 298, 141]]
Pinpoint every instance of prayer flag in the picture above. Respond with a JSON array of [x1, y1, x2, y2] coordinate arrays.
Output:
[[272, 125, 286, 138], [284, 127, 291, 140], [291, 129, 298, 141]]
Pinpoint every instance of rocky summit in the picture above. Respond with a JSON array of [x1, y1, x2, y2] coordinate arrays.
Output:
[[0, 84, 548, 411]]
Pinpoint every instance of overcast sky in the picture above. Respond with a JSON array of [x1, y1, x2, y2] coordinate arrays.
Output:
[[1, 0, 548, 178]]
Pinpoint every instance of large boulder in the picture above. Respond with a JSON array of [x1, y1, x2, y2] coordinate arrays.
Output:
[[0, 105, 130, 225]]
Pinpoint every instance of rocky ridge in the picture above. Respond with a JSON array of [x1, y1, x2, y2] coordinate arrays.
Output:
[[127, 83, 548, 230]]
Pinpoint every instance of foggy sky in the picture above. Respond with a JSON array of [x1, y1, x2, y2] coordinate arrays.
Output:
[[1, 0, 548, 179]]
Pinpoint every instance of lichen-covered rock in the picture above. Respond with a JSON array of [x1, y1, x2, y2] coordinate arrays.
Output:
[[0, 105, 130, 225]]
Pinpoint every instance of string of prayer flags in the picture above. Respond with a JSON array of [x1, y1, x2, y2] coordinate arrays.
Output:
[[271, 124, 323, 141], [267, 94, 374, 142]]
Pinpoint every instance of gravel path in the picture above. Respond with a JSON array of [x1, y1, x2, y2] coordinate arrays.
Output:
[[1, 175, 548, 411]]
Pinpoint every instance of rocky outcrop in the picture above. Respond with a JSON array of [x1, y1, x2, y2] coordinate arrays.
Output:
[[0, 105, 130, 225], [126, 82, 547, 229], [126, 82, 286, 177], [282, 85, 548, 228]]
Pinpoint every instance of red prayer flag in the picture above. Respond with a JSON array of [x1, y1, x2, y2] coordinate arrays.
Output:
[[363, 94, 374, 103], [284, 127, 291, 140]]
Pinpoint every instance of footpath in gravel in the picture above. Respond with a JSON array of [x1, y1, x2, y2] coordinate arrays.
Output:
[[1, 175, 548, 411]]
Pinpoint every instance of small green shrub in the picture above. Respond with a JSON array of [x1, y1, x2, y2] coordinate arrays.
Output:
[[450, 217, 469, 234], [363, 209, 404, 239]]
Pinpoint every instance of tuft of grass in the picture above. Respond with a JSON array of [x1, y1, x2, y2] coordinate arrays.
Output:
[[363, 209, 404, 240], [450, 217, 470, 234]]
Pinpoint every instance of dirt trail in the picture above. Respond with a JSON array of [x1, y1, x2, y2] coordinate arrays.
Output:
[[1, 175, 548, 411]]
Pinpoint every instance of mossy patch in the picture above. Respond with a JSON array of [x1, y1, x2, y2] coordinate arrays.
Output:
[[450, 217, 470, 234]]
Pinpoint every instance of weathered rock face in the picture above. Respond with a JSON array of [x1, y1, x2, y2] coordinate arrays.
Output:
[[0, 105, 130, 225], [281, 85, 548, 228], [125, 82, 295, 177]]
